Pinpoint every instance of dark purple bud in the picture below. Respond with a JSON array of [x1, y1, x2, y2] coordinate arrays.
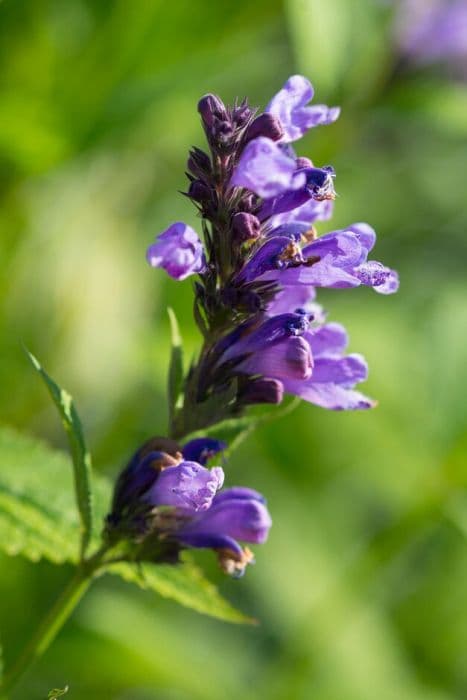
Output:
[[232, 212, 261, 242], [197, 93, 227, 127], [296, 156, 313, 169], [238, 193, 259, 213], [233, 99, 253, 127], [188, 180, 212, 202], [245, 113, 284, 142], [182, 438, 227, 465], [216, 120, 234, 143], [238, 377, 284, 406], [187, 148, 211, 177]]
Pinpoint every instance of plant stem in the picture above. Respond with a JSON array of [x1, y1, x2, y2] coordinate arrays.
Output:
[[0, 562, 98, 697]]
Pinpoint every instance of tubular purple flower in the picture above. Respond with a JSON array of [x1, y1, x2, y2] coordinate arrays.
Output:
[[146, 222, 207, 281], [177, 487, 272, 576], [231, 137, 305, 198], [268, 197, 334, 229], [237, 317, 373, 410], [282, 323, 375, 410], [258, 223, 399, 294], [108, 446, 272, 577], [266, 74, 340, 143], [147, 461, 224, 512], [256, 166, 336, 222]]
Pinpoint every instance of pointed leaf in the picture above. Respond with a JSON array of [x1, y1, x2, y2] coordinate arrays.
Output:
[[0, 426, 110, 564], [109, 559, 254, 625], [26, 351, 94, 557]]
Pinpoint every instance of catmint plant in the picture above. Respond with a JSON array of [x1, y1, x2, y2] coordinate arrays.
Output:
[[0, 75, 398, 696]]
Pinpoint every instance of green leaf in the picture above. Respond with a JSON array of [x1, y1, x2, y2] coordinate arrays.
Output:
[[109, 559, 254, 625], [26, 351, 94, 558], [167, 308, 184, 430], [0, 426, 110, 564]]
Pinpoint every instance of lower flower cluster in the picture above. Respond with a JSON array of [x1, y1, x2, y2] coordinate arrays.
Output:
[[107, 437, 271, 577]]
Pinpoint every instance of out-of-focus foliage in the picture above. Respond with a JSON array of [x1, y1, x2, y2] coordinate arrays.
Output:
[[0, 0, 466, 698]]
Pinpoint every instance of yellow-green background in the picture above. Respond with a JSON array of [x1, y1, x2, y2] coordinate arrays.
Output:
[[1, 1, 466, 698]]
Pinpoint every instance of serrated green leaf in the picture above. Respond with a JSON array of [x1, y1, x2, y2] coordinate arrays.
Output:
[[26, 351, 94, 558], [167, 308, 184, 431], [0, 426, 110, 564], [109, 559, 254, 625]]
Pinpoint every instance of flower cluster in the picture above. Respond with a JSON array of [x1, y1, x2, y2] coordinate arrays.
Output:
[[107, 437, 271, 577], [147, 75, 398, 423], [108, 75, 398, 577]]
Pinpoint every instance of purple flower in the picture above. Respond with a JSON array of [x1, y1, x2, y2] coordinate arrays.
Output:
[[147, 461, 224, 512], [231, 137, 305, 198], [177, 485, 272, 576], [268, 197, 334, 229], [266, 75, 340, 143], [231, 137, 335, 208], [109, 445, 272, 577], [146, 222, 207, 281], [282, 323, 375, 410], [252, 223, 399, 295], [219, 306, 374, 411]]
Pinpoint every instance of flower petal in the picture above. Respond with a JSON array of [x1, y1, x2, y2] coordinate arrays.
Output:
[[182, 438, 227, 465], [266, 75, 340, 142], [231, 137, 304, 198], [146, 222, 206, 280], [148, 462, 224, 512]]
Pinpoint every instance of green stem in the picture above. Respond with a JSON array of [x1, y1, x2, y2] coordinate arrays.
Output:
[[0, 562, 98, 697]]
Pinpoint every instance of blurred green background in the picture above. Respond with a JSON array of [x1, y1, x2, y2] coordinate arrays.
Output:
[[1, 0, 466, 698]]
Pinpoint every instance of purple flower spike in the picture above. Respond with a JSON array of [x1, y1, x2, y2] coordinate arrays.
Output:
[[148, 461, 224, 513], [231, 137, 305, 198], [146, 222, 207, 281], [266, 75, 340, 143]]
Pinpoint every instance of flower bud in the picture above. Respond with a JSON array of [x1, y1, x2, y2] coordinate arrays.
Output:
[[238, 377, 284, 405], [245, 113, 284, 142], [197, 93, 227, 127], [188, 180, 211, 203], [187, 148, 211, 177], [232, 212, 261, 242]]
